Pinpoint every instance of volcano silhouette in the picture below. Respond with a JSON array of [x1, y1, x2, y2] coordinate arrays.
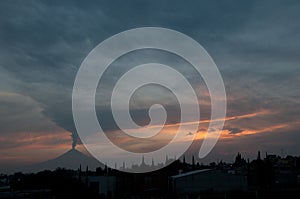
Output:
[[28, 149, 104, 172]]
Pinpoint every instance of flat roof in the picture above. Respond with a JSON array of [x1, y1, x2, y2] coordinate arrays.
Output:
[[171, 169, 212, 179]]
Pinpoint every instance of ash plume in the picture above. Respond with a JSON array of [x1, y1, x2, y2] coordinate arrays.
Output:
[[71, 132, 78, 150]]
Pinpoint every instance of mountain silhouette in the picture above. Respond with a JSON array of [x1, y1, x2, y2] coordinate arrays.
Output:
[[27, 149, 104, 172]]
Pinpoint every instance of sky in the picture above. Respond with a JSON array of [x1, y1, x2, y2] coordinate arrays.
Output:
[[0, 0, 300, 172]]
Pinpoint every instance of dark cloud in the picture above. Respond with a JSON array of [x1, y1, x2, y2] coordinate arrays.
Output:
[[0, 92, 61, 134], [226, 128, 244, 135], [186, 132, 193, 136]]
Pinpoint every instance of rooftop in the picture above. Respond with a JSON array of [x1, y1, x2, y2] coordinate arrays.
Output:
[[171, 169, 212, 179]]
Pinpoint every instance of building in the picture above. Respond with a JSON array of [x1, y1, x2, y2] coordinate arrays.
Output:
[[85, 176, 116, 198], [170, 169, 247, 195]]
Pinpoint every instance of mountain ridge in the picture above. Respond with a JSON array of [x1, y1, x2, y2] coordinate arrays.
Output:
[[27, 149, 104, 172]]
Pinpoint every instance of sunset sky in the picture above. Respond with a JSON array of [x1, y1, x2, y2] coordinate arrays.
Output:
[[1, 0, 300, 173]]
